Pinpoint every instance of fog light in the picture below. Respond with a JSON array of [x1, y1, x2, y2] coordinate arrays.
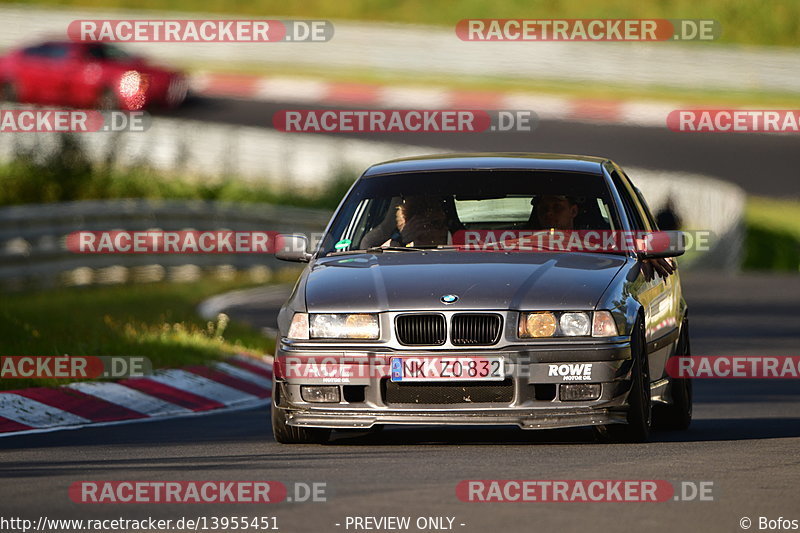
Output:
[[559, 383, 601, 401], [301, 385, 340, 403]]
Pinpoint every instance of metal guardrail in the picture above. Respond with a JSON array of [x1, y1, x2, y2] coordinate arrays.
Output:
[[0, 120, 745, 282], [0, 199, 331, 289], [0, 171, 744, 292], [0, 116, 419, 190], [0, 115, 746, 260], [630, 168, 745, 272]]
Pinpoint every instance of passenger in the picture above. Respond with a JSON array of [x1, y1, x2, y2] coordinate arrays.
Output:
[[384, 195, 450, 247], [361, 197, 403, 248]]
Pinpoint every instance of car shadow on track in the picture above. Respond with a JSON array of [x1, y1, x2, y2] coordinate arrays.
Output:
[[652, 417, 800, 443], [326, 417, 800, 446], [2, 411, 798, 453], [329, 425, 597, 446]]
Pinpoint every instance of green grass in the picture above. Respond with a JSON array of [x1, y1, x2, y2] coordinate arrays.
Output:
[[13, 0, 800, 47], [0, 134, 353, 209], [0, 276, 290, 390], [744, 197, 800, 272]]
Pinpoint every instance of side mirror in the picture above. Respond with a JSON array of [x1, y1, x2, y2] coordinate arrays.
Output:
[[636, 230, 685, 259], [275, 234, 312, 262]]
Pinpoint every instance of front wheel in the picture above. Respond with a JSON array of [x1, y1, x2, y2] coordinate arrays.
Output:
[[1, 81, 17, 102], [271, 403, 331, 444], [597, 317, 651, 443], [653, 318, 693, 430], [97, 87, 120, 110]]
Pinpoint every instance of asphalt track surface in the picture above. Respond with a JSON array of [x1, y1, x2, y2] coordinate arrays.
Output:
[[2, 273, 799, 533], [158, 96, 800, 198], [1, 98, 798, 533]]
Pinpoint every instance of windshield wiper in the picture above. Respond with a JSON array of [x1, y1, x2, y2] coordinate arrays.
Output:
[[323, 247, 419, 257], [368, 246, 424, 252], [324, 245, 457, 257], [366, 245, 461, 252]]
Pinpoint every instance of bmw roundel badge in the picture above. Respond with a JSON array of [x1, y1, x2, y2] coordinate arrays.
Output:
[[440, 294, 459, 304]]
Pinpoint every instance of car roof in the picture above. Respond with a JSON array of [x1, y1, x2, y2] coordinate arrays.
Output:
[[362, 153, 610, 178], [21, 40, 113, 49], [24, 40, 79, 47]]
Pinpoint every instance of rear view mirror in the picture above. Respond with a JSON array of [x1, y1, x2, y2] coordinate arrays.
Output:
[[275, 234, 312, 262]]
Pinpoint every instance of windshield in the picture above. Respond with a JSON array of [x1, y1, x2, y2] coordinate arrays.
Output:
[[319, 169, 622, 256], [86, 43, 135, 61]]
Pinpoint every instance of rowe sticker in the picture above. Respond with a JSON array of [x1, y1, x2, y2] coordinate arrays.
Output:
[[548, 363, 593, 381]]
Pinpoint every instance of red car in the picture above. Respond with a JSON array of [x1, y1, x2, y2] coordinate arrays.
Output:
[[0, 41, 187, 110]]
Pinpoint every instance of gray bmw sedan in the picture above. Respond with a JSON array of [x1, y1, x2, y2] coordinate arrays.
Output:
[[272, 153, 691, 444]]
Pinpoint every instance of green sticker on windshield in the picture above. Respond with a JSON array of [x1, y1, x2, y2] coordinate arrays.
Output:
[[334, 239, 352, 250]]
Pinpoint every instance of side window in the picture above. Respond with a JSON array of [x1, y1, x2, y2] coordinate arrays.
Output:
[[609, 170, 646, 231], [633, 187, 659, 231], [23, 43, 70, 60], [341, 197, 391, 250], [86, 45, 107, 60], [22, 45, 48, 57]]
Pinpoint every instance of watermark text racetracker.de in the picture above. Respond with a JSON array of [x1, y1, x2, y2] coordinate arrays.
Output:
[[456, 19, 720, 41], [668, 110, 800, 133], [0, 110, 149, 132], [67, 231, 281, 254], [68, 19, 334, 42], [667, 356, 800, 379], [69, 480, 327, 504], [457, 480, 715, 502], [450, 229, 709, 254], [273, 109, 538, 133], [0, 356, 151, 379]]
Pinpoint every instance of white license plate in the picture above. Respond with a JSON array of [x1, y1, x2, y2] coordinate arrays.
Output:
[[390, 356, 505, 382]]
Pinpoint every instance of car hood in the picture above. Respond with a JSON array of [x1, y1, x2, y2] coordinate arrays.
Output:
[[304, 252, 626, 312]]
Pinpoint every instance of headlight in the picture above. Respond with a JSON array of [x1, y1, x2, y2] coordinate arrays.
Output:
[[519, 311, 614, 338], [119, 70, 142, 97], [559, 312, 591, 336], [288, 313, 309, 339], [592, 310, 619, 337], [519, 312, 557, 338], [309, 313, 379, 339]]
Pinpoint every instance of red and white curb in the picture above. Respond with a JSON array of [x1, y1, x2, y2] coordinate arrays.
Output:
[[191, 72, 675, 128], [0, 354, 272, 436]]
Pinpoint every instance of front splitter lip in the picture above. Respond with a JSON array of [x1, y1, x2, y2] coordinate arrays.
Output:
[[279, 406, 627, 430]]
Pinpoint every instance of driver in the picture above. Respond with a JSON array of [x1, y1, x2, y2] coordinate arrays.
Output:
[[535, 194, 579, 230], [529, 195, 675, 281]]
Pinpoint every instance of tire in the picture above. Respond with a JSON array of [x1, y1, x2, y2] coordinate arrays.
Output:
[[271, 402, 331, 444], [597, 317, 651, 443], [97, 87, 120, 110], [653, 318, 693, 430], [1, 81, 17, 102]]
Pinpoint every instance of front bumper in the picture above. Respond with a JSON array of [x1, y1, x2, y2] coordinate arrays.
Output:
[[273, 341, 636, 430]]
